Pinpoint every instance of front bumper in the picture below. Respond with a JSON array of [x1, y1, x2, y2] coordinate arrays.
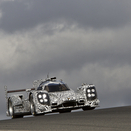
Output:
[[52, 99, 100, 111], [86, 99, 100, 107], [35, 99, 100, 114]]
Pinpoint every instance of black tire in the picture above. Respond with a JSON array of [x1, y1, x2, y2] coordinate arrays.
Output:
[[30, 94, 37, 116], [8, 99, 15, 118], [82, 106, 95, 111], [59, 109, 71, 113], [8, 99, 23, 119]]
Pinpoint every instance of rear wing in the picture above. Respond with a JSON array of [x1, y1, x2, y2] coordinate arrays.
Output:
[[6, 88, 35, 93], [4, 86, 35, 100]]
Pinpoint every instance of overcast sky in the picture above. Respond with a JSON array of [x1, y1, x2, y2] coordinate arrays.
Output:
[[0, 0, 131, 120]]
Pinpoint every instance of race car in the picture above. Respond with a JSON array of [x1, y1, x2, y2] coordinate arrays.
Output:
[[4, 77, 100, 118]]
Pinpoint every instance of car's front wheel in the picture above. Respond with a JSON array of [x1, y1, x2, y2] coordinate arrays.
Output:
[[59, 109, 71, 113], [30, 94, 37, 116], [82, 106, 95, 111]]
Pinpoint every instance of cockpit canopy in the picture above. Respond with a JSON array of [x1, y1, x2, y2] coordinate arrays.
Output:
[[37, 82, 70, 92]]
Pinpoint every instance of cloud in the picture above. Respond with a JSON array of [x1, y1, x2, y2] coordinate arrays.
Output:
[[0, 22, 131, 89], [0, 0, 131, 33]]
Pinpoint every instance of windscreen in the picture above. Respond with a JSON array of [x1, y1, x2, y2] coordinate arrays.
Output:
[[45, 84, 70, 92]]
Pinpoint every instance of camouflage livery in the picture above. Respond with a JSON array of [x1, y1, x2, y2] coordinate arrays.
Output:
[[5, 77, 100, 118]]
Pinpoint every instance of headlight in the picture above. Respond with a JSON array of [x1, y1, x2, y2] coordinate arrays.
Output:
[[43, 94, 47, 99], [88, 94, 91, 97], [37, 92, 50, 105], [40, 99, 44, 103], [86, 87, 97, 100], [87, 89, 91, 93], [38, 94, 42, 99], [92, 89, 95, 92], [44, 99, 48, 102], [91, 93, 95, 97]]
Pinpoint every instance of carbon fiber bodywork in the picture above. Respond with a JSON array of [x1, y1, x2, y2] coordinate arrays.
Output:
[[5, 77, 100, 118]]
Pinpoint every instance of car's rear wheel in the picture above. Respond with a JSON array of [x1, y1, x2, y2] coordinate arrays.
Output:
[[8, 99, 17, 119], [8, 99, 23, 119]]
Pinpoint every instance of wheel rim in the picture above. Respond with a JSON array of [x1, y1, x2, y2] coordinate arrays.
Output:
[[30, 102, 35, 115], [9, 103, 13, 116]]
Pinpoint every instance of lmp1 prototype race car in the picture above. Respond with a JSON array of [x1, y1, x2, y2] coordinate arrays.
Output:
[[4, 77, 100, 118]]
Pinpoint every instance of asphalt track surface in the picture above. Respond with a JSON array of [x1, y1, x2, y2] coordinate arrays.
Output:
[[0, 106, 131, 131]]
